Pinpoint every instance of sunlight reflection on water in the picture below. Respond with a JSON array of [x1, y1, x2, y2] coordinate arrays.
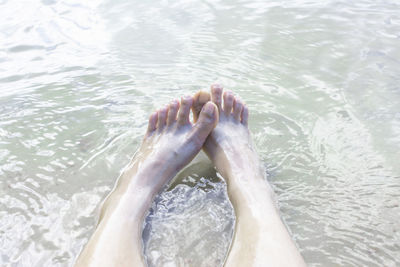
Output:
[[0, 0, 399, 266]]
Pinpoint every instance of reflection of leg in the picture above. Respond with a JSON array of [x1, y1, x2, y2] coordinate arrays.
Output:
[[75, 96, 218, 267], [193, 85, 306, 267]]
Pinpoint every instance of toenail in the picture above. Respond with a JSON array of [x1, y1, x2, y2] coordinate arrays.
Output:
[[203, 102, 215, 116], [212, 84, 222, 89], [182, 95, 192, 103]]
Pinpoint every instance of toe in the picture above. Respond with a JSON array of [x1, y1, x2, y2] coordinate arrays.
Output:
[[146, 111, 158, 135], [223, 90, 234, 116], [210, 84, 223, 110], [167, 99, 180, 126], [192, 90, 211, 122], [241, 105, 249, 126], [233, 98, 243, 121], [177, 96, 193, 125], [189, 102, 218, 147], [157, 106, 168, 130]]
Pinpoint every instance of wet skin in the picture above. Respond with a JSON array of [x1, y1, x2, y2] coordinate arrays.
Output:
[[76, 85, 305, 267], [193, 85, 306, 267]]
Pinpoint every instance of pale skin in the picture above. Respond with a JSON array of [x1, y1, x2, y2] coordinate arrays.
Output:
[[75, 84, 306, 267]]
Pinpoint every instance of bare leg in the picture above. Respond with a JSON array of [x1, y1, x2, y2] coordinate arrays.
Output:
[[193, 85, 306, 267], [75, 96, 218, 267]]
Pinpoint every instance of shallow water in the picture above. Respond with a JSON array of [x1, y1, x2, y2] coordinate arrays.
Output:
[[1, 0, 400, 266]]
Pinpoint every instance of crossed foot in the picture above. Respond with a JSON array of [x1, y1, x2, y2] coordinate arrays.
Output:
[[138, 83, 255, 191], [76, 84, 305, 267]]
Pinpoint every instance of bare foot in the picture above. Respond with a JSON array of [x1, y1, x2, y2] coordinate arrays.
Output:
[[76, 96, 218, 267], [192, 85, 306, 267], [192, 84, 266, 186], [131, 95, 219, 192]]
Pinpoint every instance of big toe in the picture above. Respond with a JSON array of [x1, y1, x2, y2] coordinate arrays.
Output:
[[189, 102, 218, 146], [192, 90, 211, 122]]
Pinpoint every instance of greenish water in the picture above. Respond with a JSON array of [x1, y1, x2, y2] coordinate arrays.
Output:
[[1, 0, 399, 266]]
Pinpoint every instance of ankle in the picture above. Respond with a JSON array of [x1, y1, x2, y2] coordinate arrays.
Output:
[[227, 175, 275, 210], [128, 159, 177, 190]]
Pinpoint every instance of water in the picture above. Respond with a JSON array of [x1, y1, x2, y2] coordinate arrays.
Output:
[[1, 0, 399, 266]]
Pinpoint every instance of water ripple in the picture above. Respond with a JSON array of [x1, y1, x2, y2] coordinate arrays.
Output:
[[1, 0, 400, 266]]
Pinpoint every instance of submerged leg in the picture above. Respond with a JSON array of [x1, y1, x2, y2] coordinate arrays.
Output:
[[75, 96, 218, 267], [193, 85, 306, 267]]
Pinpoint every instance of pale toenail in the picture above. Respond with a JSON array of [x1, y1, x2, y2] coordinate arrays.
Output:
[[202, 102, 215, 116], [182, 95, 192, 103], [212, 84, 223, 90]]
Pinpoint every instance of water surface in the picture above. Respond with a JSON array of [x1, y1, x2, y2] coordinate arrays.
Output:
[[1, 0, 399, 266]]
